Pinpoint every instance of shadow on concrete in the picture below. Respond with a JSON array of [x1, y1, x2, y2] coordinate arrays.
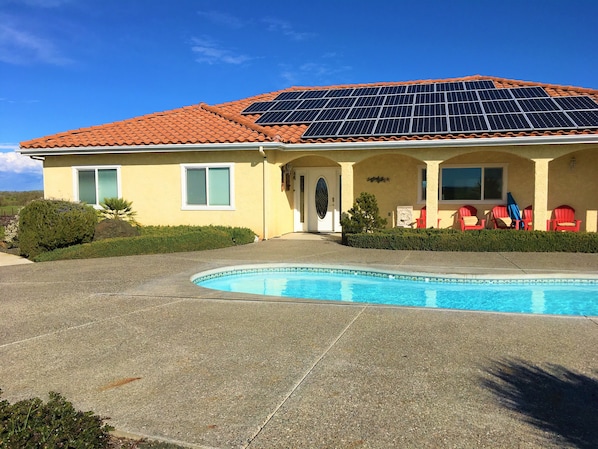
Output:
[[481, 358, 598, 449]]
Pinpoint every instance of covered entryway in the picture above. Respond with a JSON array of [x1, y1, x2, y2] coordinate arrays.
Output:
[[293, 167, 341, 232]]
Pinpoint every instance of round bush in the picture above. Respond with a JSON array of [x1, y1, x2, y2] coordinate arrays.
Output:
[[18, 199, 98, 258]]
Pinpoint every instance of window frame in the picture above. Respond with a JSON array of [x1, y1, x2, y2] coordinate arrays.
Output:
[[419, 164, 507, 204], [181, 163, 235, 210], [72, 165, 122, 208]]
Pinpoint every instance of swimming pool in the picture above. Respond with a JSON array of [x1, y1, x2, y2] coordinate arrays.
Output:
[[192, 265, 598, 317]]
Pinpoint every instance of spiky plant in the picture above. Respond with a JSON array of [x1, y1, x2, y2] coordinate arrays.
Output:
[[99, 197, 138, 224]]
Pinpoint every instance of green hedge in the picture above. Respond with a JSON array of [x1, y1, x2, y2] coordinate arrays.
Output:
[[18, 199, 98, 258], [344, 228, 598, 252], [33, 225, 256, 261]]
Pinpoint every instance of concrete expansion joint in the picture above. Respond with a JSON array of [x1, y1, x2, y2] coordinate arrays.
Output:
[[241, 305, 369, 449]]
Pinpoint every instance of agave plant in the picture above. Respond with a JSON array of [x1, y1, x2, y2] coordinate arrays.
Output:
[[99, 197, 138, 223]]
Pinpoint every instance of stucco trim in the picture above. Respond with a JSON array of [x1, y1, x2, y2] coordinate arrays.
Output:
[[18, 134, 598, 157]]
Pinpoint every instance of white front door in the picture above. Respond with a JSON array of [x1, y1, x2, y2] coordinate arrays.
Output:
[[294, 167, 340, 232]]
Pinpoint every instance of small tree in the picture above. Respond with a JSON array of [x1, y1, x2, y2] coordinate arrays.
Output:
[[98, 197, 138, 224], [340, 192, 387, 236]]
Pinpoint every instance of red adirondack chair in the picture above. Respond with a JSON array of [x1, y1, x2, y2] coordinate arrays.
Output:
[[459, 205, 486, 231], [550, 205, 582, 232], [416, 206, 441, 228], [491, 205, 512, 229], [521, 206, 533, 230]]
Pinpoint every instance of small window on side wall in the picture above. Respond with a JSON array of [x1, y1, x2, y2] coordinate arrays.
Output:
[[181, 164, 234, 210], [74, 166, 120, 207]]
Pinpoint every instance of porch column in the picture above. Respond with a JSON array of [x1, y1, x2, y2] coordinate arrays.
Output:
[[424, 160, 440, 228], [532, 158, 551, 231], [339, 162, 354, 213]]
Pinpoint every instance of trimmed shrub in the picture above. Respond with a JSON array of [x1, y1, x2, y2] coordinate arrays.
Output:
[[18, 199, 98, 258], [340, 192, 387, 243], [345, 227, 598, 253], [0, 389, 113, 448], [94, 218, 140, 241]]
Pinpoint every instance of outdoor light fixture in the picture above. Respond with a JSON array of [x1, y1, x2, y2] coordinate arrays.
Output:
[[569, 156, 576, 169]]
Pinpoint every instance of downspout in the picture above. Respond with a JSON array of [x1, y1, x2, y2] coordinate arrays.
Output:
[[259, 146, 267, 240]]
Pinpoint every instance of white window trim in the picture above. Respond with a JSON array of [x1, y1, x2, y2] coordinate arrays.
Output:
[[419, 163, 508, 204], [72, 165, 122, 208], [181, 163, 235, 211]]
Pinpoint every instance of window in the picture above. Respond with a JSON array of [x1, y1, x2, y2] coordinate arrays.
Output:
[[420, 165, 505, 203], [181, 164, 234, 210], [73, 166, 120, 206]]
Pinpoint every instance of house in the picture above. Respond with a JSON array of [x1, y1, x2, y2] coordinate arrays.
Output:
[[19, 75, 598, 238]]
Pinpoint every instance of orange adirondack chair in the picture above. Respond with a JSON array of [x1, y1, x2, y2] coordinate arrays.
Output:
[[491, 205, 513, 229], [459, 205, 486, 231], [550, 205, 582, 232], [416, 206, 441, 228]]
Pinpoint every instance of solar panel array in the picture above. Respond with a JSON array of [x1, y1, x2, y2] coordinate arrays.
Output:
[[240, 80, 598, 139]]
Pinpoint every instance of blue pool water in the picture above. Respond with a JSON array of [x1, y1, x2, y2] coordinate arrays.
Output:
[[193, 266, 598, 317]]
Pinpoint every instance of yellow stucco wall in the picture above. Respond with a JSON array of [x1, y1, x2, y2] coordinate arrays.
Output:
[[41, 142, 598, 237]]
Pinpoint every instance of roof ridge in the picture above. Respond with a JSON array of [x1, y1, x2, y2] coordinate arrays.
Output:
[[200, 103, 281, 142]]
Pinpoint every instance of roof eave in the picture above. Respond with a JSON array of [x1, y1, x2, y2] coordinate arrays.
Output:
[[18, 134, 598, 157]]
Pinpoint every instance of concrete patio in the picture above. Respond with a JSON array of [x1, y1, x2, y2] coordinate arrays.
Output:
[[1, 235, 597, 448]]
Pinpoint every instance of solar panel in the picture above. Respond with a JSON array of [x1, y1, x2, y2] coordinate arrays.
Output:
[[326, 88, 353, 97], [487, 113, 531, 131], [380, 105, 412, 118], [315, 108, 350, 121], [448, 102, 483, 115], [301, 121, 342, 138], [414, 104, 446, 116], [327, 97, 356, 108], [300, 90, 328, 99], [478, 89, 513, 101], [338, 120, 376, 136], [554, 96, 598, 110], [566, 110, 598, 127], [385, 94, 415, 105], [297, 98, 328, 109], [447, 91, 478, 102], [285, 109, 321, 123], [407, 83, 435, 93], [269, 100, 302, 111], [375, 118, 411, 135], [379, 85, 407, 95], [347, 106, 381, 120], [464, 80, 495, 90], [526, 112, 575, 129], [436, 82, 465, 91], [243, 81, 598, 139], [355, 95, 386, 107], [255, 110, 292, 124], [517, 98, 561, 112], [510, 87, 550, 98], [241, 101, 275, 114], [416, 92, 445, 104], [352, 87, 380, 96], [482, 100, 521, 114], [274, 91, 303, 101], [449, 115, 489, 133], [412, 116, 448, 133]]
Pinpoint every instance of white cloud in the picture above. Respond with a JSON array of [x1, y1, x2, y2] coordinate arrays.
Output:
[[279, 61, 353, 86], [0, 145, 43, 174], [191, 37, 252, 65], [0, 18, 72, 65], [262, 18, 315, 41]]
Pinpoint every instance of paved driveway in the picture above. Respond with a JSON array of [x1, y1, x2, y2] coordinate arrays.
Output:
[[1, 237, 597, 448]]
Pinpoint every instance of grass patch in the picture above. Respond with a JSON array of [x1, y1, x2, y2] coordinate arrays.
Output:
[[345, 227, 598, 252], [33, 225, 256, 262]]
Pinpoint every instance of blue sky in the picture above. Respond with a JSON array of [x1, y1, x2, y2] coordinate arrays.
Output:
[[1, 0, 597, 191]]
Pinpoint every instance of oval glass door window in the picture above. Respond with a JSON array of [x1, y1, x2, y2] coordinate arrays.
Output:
[[315, 177, 329, 219]]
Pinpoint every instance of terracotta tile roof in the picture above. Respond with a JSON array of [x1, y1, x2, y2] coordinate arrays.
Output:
[[20, 75, 598, 150]]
